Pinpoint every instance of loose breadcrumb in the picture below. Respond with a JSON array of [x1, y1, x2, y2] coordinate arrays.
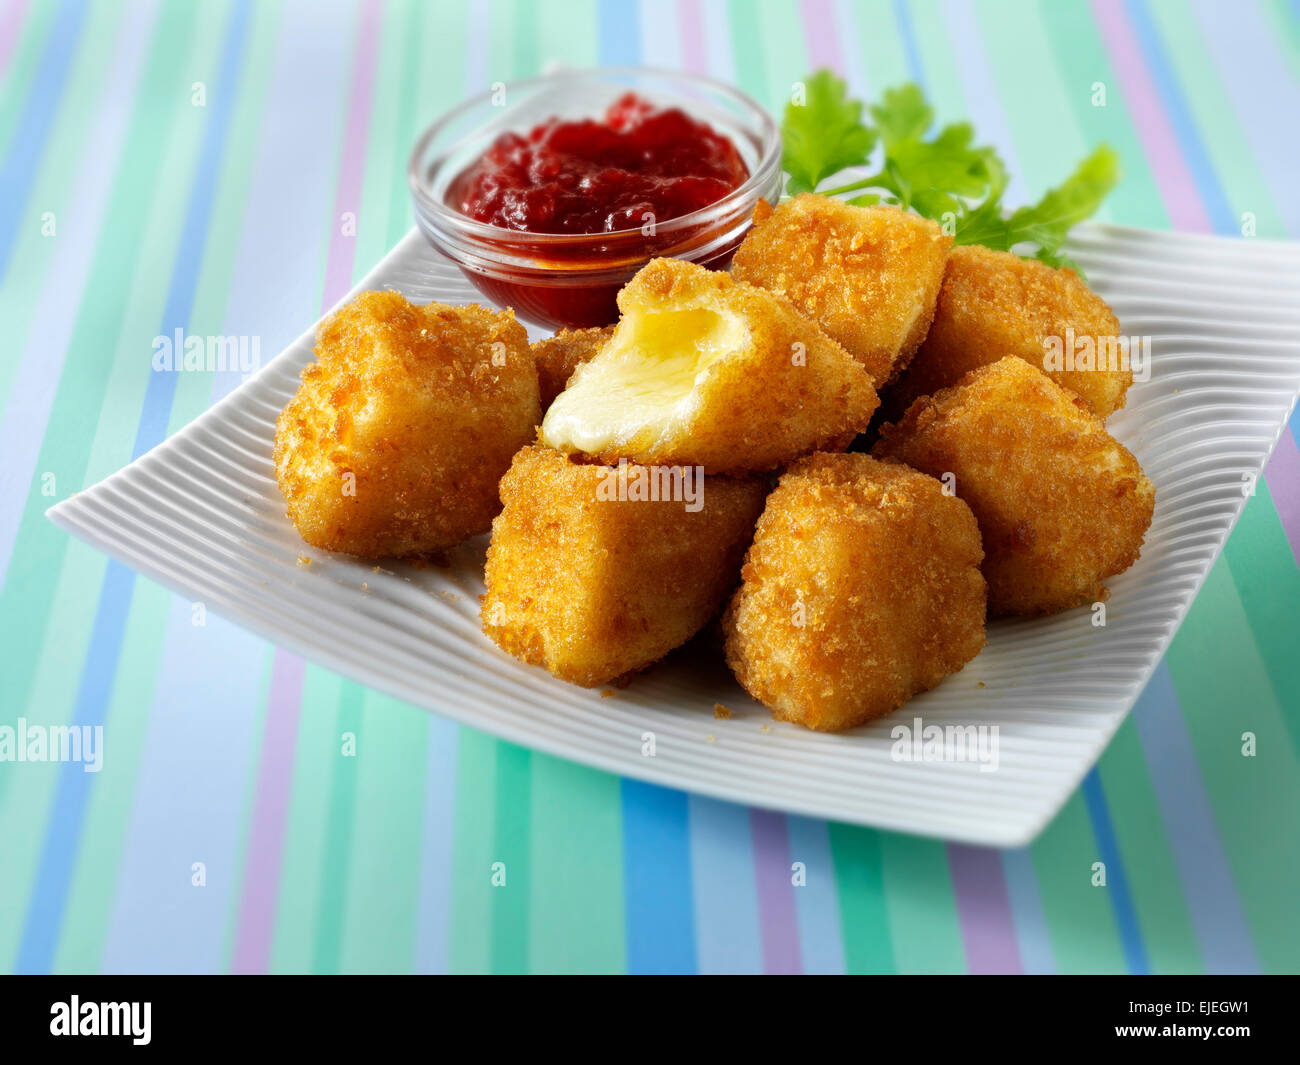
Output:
[[713, 703, 732, 719]]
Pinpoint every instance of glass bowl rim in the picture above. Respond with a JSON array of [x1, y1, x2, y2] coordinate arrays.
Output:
[[407, 65, 783, 247]]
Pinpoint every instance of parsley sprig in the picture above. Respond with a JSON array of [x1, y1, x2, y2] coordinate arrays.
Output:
[[781, 72, 1119, 271]]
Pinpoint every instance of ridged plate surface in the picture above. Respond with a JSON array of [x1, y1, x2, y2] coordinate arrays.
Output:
[[48, 224, 1300, 845]]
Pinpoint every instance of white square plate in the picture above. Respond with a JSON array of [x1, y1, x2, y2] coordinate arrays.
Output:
[[48, 224, 1300, 846]]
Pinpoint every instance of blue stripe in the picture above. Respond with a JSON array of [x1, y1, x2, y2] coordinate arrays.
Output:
[[620, 780, 697, 974], [787, 814, 846, 973], [1126, 0, 1236, 234], [892, 0, 925, 89], [688, 796, 762, 974], [0, 0, 87, 283], [132, 0, 252, 460], [13, 0, 253, 974], [1131, 665, 1259, 972], [1081, 769, 1150, 974], [1000, 846, 1055, 974], [416, 716, 459, 974], [598, 0, 641, 68], [14, 560, 133, 973]]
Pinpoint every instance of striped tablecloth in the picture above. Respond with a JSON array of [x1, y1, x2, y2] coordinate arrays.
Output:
[[2, 0, 1298, 975]]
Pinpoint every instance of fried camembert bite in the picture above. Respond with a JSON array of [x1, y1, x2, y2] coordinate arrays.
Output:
[[531, 324, 616, 410], [482, 445, 766, 687], [539, 258, 878, 473], [889, 244, 1132, 420], [731, 194, 951, 387], [874, 357, 1154, 616], [274, 290, 539, 558], [723, 453, 987, 732]]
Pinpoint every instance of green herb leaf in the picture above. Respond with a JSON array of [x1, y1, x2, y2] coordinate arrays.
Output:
[[781, 69, 877, 195], [992, 146, 1121, 268], [779, 76, 1119, 271]]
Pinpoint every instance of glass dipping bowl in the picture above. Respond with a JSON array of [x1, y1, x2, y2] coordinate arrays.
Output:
[[408, 67, 783, 330]]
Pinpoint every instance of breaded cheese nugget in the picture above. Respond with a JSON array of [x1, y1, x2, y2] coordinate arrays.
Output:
[[275, 290, 539, 557], [874, 357, 1154, 615], [723, 453, 986, 732], [731, 194, 951, 386], [890, 244, 1132, 419], [531, 325, 615, 409], [482, 445, 766, 687], [540, 258, 877, 473]]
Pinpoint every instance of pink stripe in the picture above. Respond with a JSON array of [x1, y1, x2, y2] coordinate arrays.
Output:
[[1090, 0, 1211, 233], [229, 1, 383, 973], [1265, 426, 1300, 567], [230, 653, 305, 973], [0, 0, 30, 77], [800, 0, 844, 72], [320, 0, 383, 309], [750, 810, 803, 974], [947, 844, 1023, 974], [677, 0, 707, 74]]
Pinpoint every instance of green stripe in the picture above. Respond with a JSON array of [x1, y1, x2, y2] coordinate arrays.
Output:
[[881, 834, 964, 973], [755, 0, 807, 114], [51, 580, 171, 972], [0, 0, 124, 409], [1037, 0, 1171, 228], [1165, 560, 1300, 973], [489, 741, 531, 974], [1031, 792, 1126, 972], [850, 0, 909, 90], [338, 693, 427, 973], [1096, 719, 1202, 973], [1221, 488, 1300, 753], [727, 0, 768, 104], [537, 0, 597, 70], [448, 728, 498, 974], [527, 756, 626, 973], [509, 0, 540, 80], [911, 0, 967, 118], [974, 0, 1085, 197], [269, 665, 343, 973], [828, 824, 896, 973], [310, 681, 364, 973]]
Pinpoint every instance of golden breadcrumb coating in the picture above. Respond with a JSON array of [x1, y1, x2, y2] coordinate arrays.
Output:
[[723, 453, 986, 732], [531, 325, 615, 409], [888, 244, 1132, 419], [482, 446, 767, 687], [540, 257, 877, 473], [275, 290, 539, 557], [874, 357, 1154, 615], [731, 194, 951, 386]]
